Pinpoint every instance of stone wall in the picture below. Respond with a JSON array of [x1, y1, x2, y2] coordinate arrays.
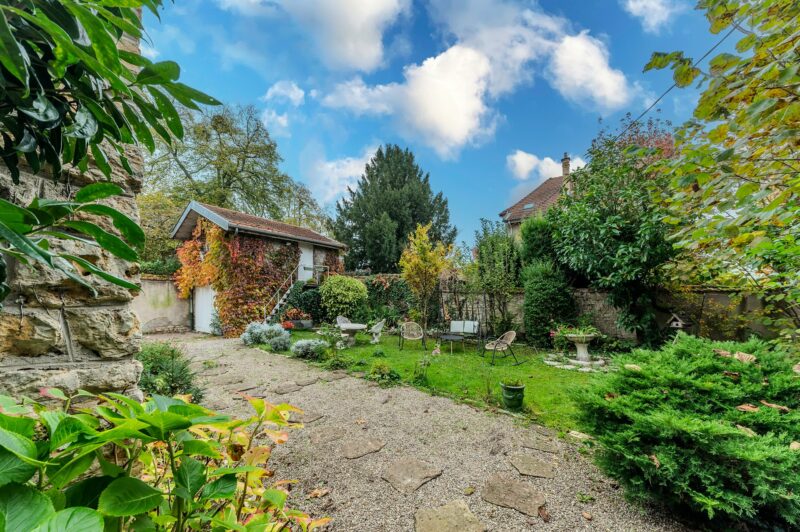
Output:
[[131, 277, 192, 334], [573, 289, 637, 340], [0, 33, 144, 398]]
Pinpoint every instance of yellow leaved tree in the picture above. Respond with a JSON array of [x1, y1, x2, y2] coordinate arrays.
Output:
[[399, 223, 452, 330]]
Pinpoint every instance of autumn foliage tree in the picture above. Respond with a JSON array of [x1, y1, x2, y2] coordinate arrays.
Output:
[[399, 224, 451, 330], [647, 0, 800, 341]]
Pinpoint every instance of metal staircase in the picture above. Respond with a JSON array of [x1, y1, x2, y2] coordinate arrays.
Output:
[[263, 265, 299, 323]]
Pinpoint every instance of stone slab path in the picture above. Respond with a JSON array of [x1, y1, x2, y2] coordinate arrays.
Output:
[[156, 333, 691, 532]]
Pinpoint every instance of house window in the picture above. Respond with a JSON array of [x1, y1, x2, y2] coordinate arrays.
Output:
[[523, 203, 534, 209]]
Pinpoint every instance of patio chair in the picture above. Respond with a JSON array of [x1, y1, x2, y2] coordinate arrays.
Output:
[[482, 331, 521, 366], [399, 321, 426, 351], [369, 320, 386, 344]]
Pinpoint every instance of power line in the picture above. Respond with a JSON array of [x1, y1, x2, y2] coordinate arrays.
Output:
[[614, 22, 741, 141]]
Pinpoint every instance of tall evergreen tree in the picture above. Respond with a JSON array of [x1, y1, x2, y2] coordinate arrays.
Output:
[[334, 145, 456, 272]]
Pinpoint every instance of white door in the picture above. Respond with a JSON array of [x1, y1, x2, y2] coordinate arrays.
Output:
[[298, 243, 314, 282], [193, 285, 216, 333]]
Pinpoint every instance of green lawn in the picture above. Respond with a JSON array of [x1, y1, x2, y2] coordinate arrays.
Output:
[[262, 330, 592, 432]]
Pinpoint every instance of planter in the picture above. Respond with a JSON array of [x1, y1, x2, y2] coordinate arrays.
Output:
[[500, 382, 525, 411], [565, 333, 597, 365], [290, 320, 313, 330]]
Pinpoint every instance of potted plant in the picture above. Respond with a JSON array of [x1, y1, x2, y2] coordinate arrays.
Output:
[[285, 308, 313, 329], [500, 378, 525, 411], [558, 324, 600, 365]]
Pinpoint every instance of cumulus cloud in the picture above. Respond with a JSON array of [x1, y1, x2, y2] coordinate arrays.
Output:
[[302, 144, 378, 204], [218, 0, 409, 71], [548, 31, 632, 113], [321, 0, 633, 157], [323, 45, 494, 159], [506, 150, 586, 181], [260, 109, 290, 137], [621, 0, 684, 33], [263, 80, 305, 106]]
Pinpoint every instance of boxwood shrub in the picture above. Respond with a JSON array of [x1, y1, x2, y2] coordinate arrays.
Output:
[[577, 333, 800, 528], [319, 275, 368, 320]]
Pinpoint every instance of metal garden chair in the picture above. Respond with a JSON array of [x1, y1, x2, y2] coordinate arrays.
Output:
[[399, 321, 426, 350], [481, 331, 521, 365]]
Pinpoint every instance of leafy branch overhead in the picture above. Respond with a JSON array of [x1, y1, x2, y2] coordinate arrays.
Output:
[[0, 0, 220, 183]]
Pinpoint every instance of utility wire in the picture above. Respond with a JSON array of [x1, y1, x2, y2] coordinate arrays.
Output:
[[614, 22, 741, 141]]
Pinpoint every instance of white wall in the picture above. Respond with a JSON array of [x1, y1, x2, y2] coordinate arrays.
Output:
[[193, 285, 216, 334]]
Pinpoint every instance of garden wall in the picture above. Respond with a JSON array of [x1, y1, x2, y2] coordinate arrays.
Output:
[[0, 35, 144, 397], [131, 277, 192, 334]]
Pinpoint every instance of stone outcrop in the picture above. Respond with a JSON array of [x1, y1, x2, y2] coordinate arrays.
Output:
[[0, 32, 144, 399]]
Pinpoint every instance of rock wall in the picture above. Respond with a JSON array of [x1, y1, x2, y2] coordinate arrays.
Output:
[[0, 33, 144, 398]]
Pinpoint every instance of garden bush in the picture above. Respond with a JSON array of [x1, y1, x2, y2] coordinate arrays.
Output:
[[0, 390, 326, 530], [268, 335, 291, 352], [240, 322, 288, 346], [577, 334, 800, 528], [319, 275, 368, 320], [137, 342, 204, 402], [522, 260, 577, 346], [368, 362, 401, 386], [519, 215, 555, 265], [291, 339, 329, 360]]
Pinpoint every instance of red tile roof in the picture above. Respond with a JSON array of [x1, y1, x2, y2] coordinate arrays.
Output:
[[197, 203, 346, 249], [499, 176, 564, 223]]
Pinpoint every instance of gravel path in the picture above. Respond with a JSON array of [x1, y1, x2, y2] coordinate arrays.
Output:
[[155, 333, 688, 532]]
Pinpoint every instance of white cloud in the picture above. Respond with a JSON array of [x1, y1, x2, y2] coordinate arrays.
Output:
[[140, 42, 159, 60], [548, 31, 632, 113], [303, 144, 378, 204], [323, 45, 494, 158], [621, 0, 684, 33], [260, 109, 290, 137], [218, 0, 409, 71], [263, 80, 305, 106], [143, 24, 196, 60], [506, 150, 585, 181]]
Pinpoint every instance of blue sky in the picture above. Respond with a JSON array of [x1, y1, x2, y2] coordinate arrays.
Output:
[[142, 0, 716, 243]]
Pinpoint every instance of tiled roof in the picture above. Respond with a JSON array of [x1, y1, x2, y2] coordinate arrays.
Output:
[[172, 201, 346, 249], [499, 176, 564, 223]]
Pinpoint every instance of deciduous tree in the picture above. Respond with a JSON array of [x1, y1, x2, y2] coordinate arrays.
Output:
[[399, 224, 451, 330]]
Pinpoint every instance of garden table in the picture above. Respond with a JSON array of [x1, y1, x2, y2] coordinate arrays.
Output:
[[438, 333, 465, 354], [339, 323, 367, 346]]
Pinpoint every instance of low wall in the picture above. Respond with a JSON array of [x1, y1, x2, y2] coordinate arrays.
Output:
[[132, 277, 191, 334]]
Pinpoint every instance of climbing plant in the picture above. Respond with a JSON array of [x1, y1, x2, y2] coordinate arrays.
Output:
[[174, 220, 299, 337]]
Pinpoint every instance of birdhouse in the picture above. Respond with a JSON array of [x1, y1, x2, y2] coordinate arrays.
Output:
[[667, 313, 692, 329]]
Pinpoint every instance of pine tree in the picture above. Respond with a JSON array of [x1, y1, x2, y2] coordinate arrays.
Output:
[[333, 145, 456, 272]]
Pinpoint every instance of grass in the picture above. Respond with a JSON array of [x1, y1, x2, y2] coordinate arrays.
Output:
[[261, 329, 593, 432]]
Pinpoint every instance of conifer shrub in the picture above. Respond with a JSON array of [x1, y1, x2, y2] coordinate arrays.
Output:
[[522, 259, 577, 346], [577, 333, 800, 528], [137, 342, 204, 402]]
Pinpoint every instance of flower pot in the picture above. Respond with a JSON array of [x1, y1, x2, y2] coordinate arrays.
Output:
[[291, 320, 313, 330], [565, 333, 597, 365], [500, 382, 525, 411]]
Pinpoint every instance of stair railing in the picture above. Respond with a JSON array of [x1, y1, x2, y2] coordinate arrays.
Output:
[[263, 263, 300, 322]]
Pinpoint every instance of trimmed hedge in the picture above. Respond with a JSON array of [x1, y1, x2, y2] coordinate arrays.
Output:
[[577, 334, 800, 528], [522, 259, 576, 346]]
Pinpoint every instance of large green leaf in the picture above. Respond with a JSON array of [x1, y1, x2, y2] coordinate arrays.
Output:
[[97, 477, 163, 517], [139, 411, 192, 440], [136, 61, 180, 85], [0, 483, 55, 531], [64, 475, 114, 509], [46, 451, 96, 489], [61, 254, 139, 291], [78, 204, 145, 248], [0, 10, 28, 87], [61, 220, 138, 261], [32, 507, 103, 532], [0, 219, 54, 267], [0, 448, 36, 486], [74, 182, 124, 203], [174, 457, 206, 501], [63, 2, 120, 74], [0, 426, 37, 460], [147, 86, 184, 139], [200, 474, 236, 501]]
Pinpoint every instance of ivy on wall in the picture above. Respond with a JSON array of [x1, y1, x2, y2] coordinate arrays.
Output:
[[174, 220, 300, 337]]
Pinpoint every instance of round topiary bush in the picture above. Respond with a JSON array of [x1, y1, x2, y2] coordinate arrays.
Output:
[[522, 259, 576, 346], [577, 334, 800, 529], [319, 275, 368, 321]]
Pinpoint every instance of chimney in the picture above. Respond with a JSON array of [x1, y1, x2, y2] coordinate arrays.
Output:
[[561, 152, 570, 176]]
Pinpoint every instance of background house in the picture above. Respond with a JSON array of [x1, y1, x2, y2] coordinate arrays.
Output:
[[134, 202, 345, 336], [500, 153, 572, 235]]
